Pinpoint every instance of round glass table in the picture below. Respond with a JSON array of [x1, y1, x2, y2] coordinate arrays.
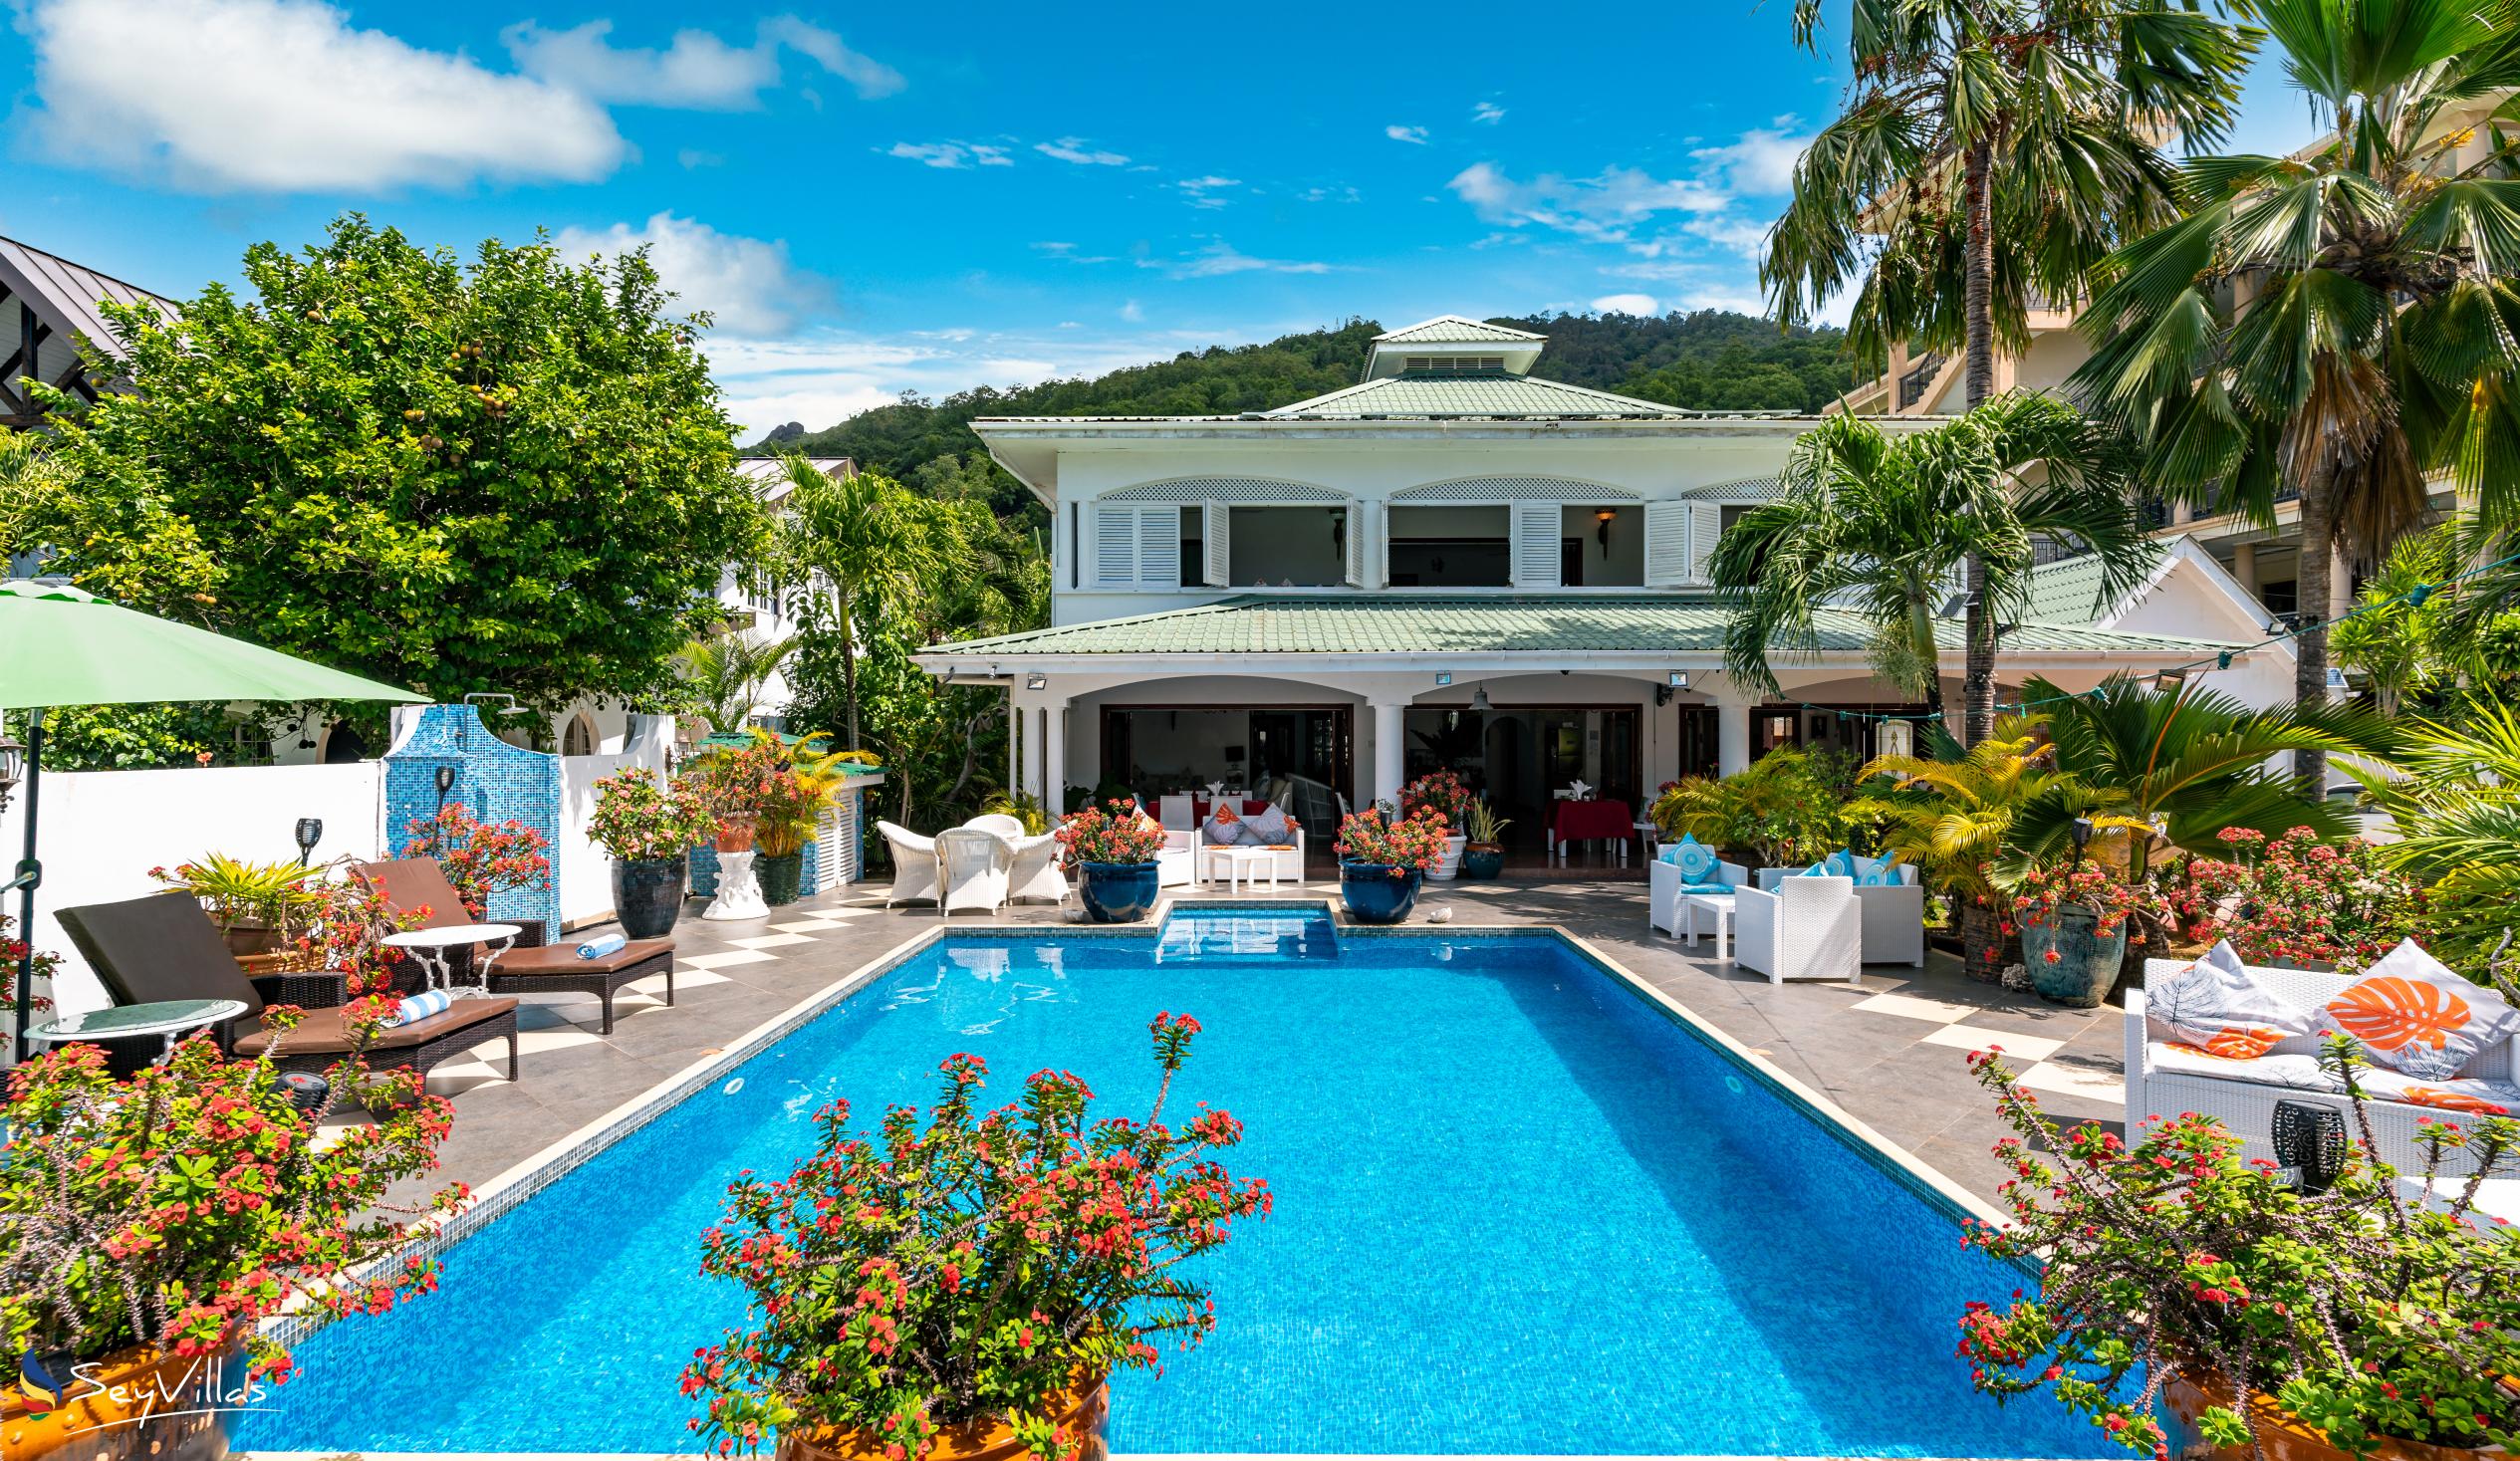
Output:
[[382, 923, 522, 998], [29, 998, 248, 1062]]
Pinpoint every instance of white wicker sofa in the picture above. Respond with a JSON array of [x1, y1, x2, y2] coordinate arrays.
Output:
[[2126, 958, 2520, 1177], [1754, 863, 1926, 967], [1648, 855, 1749, 937]]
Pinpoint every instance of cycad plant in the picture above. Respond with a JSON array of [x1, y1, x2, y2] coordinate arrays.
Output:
[[2072, 0, 2520, 787], [1769, 0, 2256, 740], [677, 632, 795, 736], [2358, 700, 2520, 968], [1712, 396, 2154, 721], [1851, 715, 2073, 982]]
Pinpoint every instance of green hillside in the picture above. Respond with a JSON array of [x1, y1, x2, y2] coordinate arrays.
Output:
[[743, 311, 1857, 517]]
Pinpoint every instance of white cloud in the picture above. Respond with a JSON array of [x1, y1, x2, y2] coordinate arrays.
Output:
[[1689, 122, 1810, 196], [1447, 160, 1730, 248], [1472, 101, 1506, 124], [1035, 136, 1129, 165], [1141, 240, 1332, 280], [1685, 215, 1773, 259], [1120, 300, 1144, 323], [1173, 175, 1240, 209], [1386, 123, 1429, 144], [1298, 184, 1362, 203], [501, 16, 900, 109], [677, 147, 723, 169], [553, 212, 828, 337], [20, 0, 624, 192], [1592, 293, 1658, 316], [886, 140, 1011, 168]]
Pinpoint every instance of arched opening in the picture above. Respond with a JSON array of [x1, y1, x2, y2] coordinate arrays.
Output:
[[561, 712, 599, 757], [319, 723, 369, 764]]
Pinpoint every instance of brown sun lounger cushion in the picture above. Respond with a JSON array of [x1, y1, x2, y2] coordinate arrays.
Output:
[[493, 938, 674, 974]]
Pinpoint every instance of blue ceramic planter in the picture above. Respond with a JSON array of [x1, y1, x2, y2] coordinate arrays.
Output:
[[1078, 860, 1160, 922], [2022, 902, 2128, 1008], [1340, 860, 1424, 924]]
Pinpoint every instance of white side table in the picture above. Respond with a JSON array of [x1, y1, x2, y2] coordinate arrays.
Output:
[[1212, 846, 1281, 893], [705, 849, 769, 921], [383, 923, 522, 997], [1680, 892, 1735, 962]]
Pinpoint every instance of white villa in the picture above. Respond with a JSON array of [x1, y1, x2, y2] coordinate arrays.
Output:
[[916, 316, 2274, 856]]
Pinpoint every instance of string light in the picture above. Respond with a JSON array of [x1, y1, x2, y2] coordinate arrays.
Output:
[[1744, 548, 2520, 725]]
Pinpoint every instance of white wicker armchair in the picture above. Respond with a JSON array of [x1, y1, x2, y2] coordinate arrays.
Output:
[[1756, 864, 1925, 966], [935, 828, 1012, 918], [2126, 959, 2520, 1177], [1733, 876, 1862, 985], [961, 815, 1067, 904], [1648, 857, 1748, 936], [876, 821, 939, 907]]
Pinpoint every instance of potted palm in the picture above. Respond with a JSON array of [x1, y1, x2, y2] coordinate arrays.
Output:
[[1401, 771, 1473, 880], [685, 1014, 1269, 1461], [1335, 808, 1449, 924], [0, 1024, 456, 1461], [1054, 801, 1168, 923], [147, 852, 322, 956], [1459, 798, 1508, 880], [1956, 1042, 2520, 1458], [590, 767, 713, 938]]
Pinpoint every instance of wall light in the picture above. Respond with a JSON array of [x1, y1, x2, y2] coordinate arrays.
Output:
[[1596, 508, 1617, 554], [1666, 670, 1689, 689], [1434, 671, 1453, 687], [1025, 672, 1049, 691]]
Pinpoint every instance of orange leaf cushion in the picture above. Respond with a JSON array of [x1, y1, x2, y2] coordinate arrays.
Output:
[[2359, 1069, 2520, 1115], [2322, 939, 2520, 1082], [2145, 941, 2312, 1062]]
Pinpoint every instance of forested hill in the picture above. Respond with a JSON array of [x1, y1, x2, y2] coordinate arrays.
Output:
[[746, 311, 1858, 513]]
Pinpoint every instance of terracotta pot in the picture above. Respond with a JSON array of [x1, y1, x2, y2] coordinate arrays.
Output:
[[2168, 1372, 2494, 1461], [1, 1343, 247, 1461], [777, 1374, 1109, 1461], [714, 820, 757, 854], [213, 915, 280, 958]]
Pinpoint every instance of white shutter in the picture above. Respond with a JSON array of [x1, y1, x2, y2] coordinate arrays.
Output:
[[1644, 500, 1688, 587], [1091, 504, 1136, 587], [1137, 506, 1180, 588], [1202, 501, 1230, 588], [1511, 502, 1562, 589], [1343, 503, 1366, 587], [1688, 503, 1723, 585]]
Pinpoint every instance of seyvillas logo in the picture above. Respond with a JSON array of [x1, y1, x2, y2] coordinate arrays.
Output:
[[12, 1349, 273, 1430]]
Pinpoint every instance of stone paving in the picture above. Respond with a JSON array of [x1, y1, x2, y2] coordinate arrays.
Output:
[[401, 876, 2134, 1208]]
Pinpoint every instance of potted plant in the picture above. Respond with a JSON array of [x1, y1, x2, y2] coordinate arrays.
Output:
[[684, 738, 783, 852], [1334, 808, 1449, 924], [400, 804, 553, 935], [1401, 771, 1473, 881], [147, 852, 323, 956], [2012, 860, 2156, 1007], [1459, 798, 1509, 880], [684, 1014, 1269, 1461], [1955, 1042, 2520, 1459], [1054, 801, 1168, 923], [0, 1026, 457, 1461], [748, 734, 853, 907], [590, 767, 714, 938]]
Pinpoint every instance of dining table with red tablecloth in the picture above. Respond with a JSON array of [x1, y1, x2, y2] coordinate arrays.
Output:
[[1547, 798, 1635, 858]]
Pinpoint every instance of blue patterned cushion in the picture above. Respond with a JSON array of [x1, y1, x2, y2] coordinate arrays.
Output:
[[1798, 860, 1832, 877], [1669, 835, 1715, 882], [1680, 881, 1733, 895], [1828, 849, 1864, 878]]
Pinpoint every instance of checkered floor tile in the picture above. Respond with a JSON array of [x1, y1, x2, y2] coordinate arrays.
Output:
[[1849, 985, 2125, 1103]]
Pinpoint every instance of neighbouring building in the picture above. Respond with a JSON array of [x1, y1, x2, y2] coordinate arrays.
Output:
[[915, 316, 2266, 857]]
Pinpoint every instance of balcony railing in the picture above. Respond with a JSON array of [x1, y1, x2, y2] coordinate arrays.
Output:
[[1896, 352, 1948, 409]]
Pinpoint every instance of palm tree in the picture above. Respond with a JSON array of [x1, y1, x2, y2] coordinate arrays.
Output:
[[2358, 702, 2520, 968], [1769, 0, 2256, 743], [1850, 714, 2070, 983], [1712, 394, 2156, 720], [2008, 673, 2375, 877], [2072, 0, 2520, 789], [677, 633, 795, 734], [777, 457, 950, 749]]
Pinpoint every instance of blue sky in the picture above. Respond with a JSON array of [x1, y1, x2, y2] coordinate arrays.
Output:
[[2, 0, 2326, 438]]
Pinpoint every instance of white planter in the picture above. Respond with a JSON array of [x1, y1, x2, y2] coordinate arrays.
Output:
[[703, 849, 769, 921], [1427, 834, 1468, 881]]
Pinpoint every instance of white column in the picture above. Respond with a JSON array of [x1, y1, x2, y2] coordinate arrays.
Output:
[[2231, 542, 2258, 595], [1370, 699, 1406, 810], [1006, 697, 1021, 801], [1715, 699, 1751, 777], [2330, 544, 2354, 619], [1042, 699, 1069, 817]]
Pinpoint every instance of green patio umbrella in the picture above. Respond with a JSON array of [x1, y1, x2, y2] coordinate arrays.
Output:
[[0, 580, 426, 1059]]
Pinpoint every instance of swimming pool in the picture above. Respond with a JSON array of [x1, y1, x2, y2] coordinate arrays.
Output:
[[237, 907, 2111, 1457]]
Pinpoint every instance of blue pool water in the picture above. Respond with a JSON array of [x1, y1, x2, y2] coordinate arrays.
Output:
[[238, 910, 2110, 1457]]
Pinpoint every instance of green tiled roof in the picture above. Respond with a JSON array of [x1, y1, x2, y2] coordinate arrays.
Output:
[[923, 595, 2237, 658], [1266, 371, 1696, 419], [1373, 315, 1547, 345], [2023, 546, 2168, 624]]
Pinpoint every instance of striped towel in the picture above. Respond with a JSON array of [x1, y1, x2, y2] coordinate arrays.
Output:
[[575, 932, 628, 960], [384, 990, 451, 1028]]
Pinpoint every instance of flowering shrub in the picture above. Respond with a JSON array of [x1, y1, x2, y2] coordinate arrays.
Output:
[[683, 1014, 1269, 1461], [1955, 1042, 2520, 1455], [1335, 808, 1451, 871], [590, 767, 716, 863], [682, 739, 785, 831], [0, 1031, 461, 1379], [2011, 861, 2160, 948], [401, 804, 552, 919], [2166, 827, 2422, 972], [4, 911, 59, 1026], [293, 871, 429, 1006], [1399, 770, 1472, 828], [1053, 801, 1167, 866]]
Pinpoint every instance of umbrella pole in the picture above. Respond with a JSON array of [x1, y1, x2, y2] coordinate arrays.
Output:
[[10, 711, 40, 1066]]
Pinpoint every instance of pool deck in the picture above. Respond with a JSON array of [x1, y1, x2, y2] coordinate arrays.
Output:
[[391, 876, 2130, 1212]]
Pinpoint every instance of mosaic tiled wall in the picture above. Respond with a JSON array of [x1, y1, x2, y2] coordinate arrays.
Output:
[[381, 704, 565, 932]]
